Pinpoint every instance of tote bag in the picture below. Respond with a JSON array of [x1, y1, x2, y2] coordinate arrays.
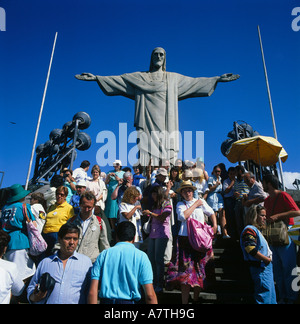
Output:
[[143, 217, 152, 235], [186, 217, 214, 252], [263, 193, 289, 246], [23, 204, 48, 256]]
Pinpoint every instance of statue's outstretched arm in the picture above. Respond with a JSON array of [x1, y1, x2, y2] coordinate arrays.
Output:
[[75, 73, 97, 81], [218, 73, 240, 82]]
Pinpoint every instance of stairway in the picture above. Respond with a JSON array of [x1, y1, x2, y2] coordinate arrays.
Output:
[[158, 237, 255, 304]]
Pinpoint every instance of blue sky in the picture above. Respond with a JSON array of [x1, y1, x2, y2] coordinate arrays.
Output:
[[0, 0, 299, 188]]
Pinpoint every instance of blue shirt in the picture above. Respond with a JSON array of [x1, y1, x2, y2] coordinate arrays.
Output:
[[70, 194, 81, 216], [64, 181, 76, 204], [91, 242, 153, 301], [107, 170, 125, 191], [1, 202, 35, 250], [27, 251, 92, 304], [208, 175, 223, 193]]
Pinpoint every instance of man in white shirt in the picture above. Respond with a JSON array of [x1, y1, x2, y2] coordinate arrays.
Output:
[[72, 160, 91, 182], [0, 230, 25, 304], [243, 171, 268, 212]]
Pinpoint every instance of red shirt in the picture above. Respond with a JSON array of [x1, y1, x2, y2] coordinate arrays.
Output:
[[264, 191, 299, 226]]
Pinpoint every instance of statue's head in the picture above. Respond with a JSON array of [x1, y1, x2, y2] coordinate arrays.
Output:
[[149, 47, 166, 72]]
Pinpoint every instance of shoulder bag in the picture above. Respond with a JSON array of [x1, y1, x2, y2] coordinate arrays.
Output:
[[143, 217, 152, 235], [23, 203, 48, 256], [263, 193, 290, 246], [184, 201, 214, 252]]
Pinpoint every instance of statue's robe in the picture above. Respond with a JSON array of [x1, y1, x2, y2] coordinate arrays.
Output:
[[96, 72, 219, 166]]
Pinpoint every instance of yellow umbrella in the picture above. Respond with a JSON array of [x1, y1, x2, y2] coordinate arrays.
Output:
[[226, 135, 288, 166]]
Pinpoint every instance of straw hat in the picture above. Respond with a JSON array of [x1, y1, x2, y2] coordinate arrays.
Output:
[[192, 168, 204, 178], [176, 180, 197, 194], [184, 169, 193, 178]]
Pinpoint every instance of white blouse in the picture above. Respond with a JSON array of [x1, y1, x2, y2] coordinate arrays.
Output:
[[86, 178, 107, 210], [118, 202, 143, 243], [177, 198, 214, 236]]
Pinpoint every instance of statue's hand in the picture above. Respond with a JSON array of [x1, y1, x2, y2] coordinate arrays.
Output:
[[75, 73, 97, 81], [218, 73, 240, 82]]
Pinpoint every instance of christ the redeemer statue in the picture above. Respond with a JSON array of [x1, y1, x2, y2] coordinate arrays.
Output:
[[75, 47, 239, 166]]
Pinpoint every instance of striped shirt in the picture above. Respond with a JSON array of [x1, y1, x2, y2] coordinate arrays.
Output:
[[233, 179, 249, 200]]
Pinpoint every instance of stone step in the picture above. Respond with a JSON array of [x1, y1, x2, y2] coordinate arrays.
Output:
[[158, 287, 254, 304]]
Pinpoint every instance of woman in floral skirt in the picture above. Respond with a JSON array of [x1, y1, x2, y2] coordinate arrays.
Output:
[[166, 181, 217, 304]]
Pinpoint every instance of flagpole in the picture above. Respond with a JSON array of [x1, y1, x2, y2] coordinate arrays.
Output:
[[257, 25, 285, 190], [25, 32, 58, 190]]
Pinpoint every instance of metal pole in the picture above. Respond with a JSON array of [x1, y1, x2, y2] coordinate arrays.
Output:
[[70, 119, 79, 170], [25, 32, 58, 190], [257, 26, 286, 190], [0, 171, 4, 188]]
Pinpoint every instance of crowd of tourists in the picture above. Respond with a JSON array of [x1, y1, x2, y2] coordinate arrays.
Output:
[[0, 158, 299, 304]]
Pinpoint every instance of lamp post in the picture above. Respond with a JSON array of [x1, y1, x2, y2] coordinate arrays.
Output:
[[25, 32, 58, 190], [257, 25, 286, 190]]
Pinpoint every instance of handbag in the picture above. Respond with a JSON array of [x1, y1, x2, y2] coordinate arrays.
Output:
[[143, 217, 152, 235], [263, 193, 289, 246], [38, 272, 56, 304], [186, 217, 214, 253], [23, 203, 48, 256], [39, 272, 56, 293], [264, 221, 290, 246]]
